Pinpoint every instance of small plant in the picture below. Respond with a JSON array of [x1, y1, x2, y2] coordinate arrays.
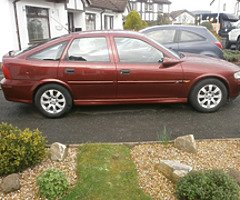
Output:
[[37, 168, 69, 200], [157, 126, 171, 145], [176, 170, 240, 200], [0, 123, 47, 176]]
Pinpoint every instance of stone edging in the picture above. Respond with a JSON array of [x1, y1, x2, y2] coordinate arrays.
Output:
[[51, 138, 240, 148]]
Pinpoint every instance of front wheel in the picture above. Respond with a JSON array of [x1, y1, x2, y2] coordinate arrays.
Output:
[[34, 84, 72, 118], [189, 79, 228, 113]]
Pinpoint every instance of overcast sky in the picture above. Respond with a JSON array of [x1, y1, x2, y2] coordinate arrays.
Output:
[[170, 0, 215, 12]]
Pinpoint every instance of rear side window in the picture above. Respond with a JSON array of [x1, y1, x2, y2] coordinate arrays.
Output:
[[67, 37, 109, 62], [180, 30, 205, 42], [29, 42, 67, 61], [145, 29, 176, 44]]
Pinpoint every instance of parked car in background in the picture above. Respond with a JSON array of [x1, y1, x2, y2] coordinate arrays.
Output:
[[140, 25, 224, 59], [1, 30, 240, 118]]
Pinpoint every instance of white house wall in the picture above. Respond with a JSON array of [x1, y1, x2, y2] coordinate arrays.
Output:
[[210, 0, 236, 14], [16, 0, 68, 50], [0, 1, 18, 60], [173, 12, 195, 24]]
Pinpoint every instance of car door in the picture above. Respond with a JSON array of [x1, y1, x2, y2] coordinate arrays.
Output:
[[112, 36, 184, 99], [58, 36, 117, 101], [178, 30, 207, 54]]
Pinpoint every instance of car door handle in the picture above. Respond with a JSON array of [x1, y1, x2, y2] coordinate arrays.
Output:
[[65, 68, 75, 74], [120, 69, 130, 75]]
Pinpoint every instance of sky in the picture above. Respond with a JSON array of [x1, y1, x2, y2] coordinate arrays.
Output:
[[170, 0, 217, 12]]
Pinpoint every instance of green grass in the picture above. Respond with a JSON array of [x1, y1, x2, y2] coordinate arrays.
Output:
[[62, 144, 151, 200]]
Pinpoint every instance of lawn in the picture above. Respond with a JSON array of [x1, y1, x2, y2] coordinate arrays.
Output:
[[62, 144, 151, 200]]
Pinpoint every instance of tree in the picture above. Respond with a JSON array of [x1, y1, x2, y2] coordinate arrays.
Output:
[[124, 10, 148, 31]]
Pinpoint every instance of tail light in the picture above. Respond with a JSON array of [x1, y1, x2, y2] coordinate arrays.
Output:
[[2, 65, 11, 79], [214, 41, 223, 49]]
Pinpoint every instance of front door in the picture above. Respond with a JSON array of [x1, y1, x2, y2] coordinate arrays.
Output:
[[113, 37, 183, 99]]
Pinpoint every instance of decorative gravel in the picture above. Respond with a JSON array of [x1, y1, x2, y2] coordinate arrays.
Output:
[[131, 140, 240, 200], [0, 147, 78, 200], [1, 140, 240, 200]]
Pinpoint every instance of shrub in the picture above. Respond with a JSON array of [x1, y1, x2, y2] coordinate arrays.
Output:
[[124, 10, 148, 31], [176, 170, 240, 200], [224, 49, 240, 62], [0, 123, 47, 176], [37, 168, 69, 200]]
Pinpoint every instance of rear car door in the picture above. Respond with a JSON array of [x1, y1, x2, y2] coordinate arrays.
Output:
[[178, 30, 207, 54], [58, 35, 117, 101]]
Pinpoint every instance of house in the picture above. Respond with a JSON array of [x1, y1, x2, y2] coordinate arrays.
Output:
[[170, 9, 195, 24], [129, 0, 171, 21], [210, 0, 240, 16], [0, 0, 128, 60]]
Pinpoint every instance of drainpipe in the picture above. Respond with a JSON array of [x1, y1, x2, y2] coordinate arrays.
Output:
[[13, 0, 21, 50]]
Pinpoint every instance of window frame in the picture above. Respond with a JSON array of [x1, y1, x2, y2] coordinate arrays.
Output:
[[85, 13, 96, 30], [26, 6, 51, 44], [65, 37, 111, 63], [113, 37, 164, 64]]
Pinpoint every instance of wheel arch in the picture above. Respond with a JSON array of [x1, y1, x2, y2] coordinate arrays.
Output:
[[188, 76, 230, 101], [32, 79, 74, 103]]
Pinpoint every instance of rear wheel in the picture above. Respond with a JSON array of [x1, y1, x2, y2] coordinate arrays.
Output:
[[35, 84, 72, 118], [189, 79, 227, 113]]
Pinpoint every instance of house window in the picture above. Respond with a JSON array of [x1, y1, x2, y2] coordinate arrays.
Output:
[[131, 2, 137, 10], [104, 15, 114, 30], [223, 3, 226, 12], [26, 6, 50, 43], [158, 4, 163, 12], [85, 13, 96, 30]]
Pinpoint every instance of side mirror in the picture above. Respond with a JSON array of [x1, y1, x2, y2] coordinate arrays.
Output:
[[162, 57, 182, 67]]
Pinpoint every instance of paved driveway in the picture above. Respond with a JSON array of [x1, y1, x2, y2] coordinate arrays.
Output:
[[0, 88, 240, 144]]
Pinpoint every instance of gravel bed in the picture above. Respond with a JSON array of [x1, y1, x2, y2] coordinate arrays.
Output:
[[131, 140, 240, 200], [0, 147, 78, 200]]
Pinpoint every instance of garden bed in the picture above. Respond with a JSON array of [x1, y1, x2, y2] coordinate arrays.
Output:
[[1, 140, 240, 200]]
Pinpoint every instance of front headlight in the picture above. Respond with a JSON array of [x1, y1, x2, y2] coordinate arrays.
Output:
[[234, 71, 240, 79]]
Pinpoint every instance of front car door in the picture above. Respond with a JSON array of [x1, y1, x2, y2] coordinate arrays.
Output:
[[111, 35, 184, 100], [59, 35, 117, 102]]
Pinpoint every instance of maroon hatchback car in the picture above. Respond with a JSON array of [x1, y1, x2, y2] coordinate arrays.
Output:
[[1, 31, 240, 118]]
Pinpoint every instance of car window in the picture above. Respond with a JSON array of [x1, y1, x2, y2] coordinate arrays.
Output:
[[145, 29, 176, 44], [180, 30, 205, 42], [114, 37, 164, 63], [67, 37, 109, 62], [29, 42, 67, 61]]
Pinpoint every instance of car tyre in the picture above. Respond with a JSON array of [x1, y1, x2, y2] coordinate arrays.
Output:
[[236, 37, 240, 51], [189, 79, 227, 113], [35, 84, 72, 118]]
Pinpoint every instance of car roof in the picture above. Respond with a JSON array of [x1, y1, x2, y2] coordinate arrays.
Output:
[[140, 25, 207, 32]]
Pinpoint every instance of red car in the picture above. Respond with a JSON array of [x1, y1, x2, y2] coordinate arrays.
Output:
[[1, 31, 240, 118]]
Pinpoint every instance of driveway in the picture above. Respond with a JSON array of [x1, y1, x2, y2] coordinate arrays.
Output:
[[0, 88, 240, 144]]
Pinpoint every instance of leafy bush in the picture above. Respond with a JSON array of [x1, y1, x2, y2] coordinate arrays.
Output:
[[37, 168, 69, 200], [124, 10, 148, 31], [0, 123, 47, 176], [176, 170, 240, 200], [224, 49, 240, 62]]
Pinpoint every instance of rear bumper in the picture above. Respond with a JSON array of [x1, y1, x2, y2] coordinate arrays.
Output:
[[1, 78, 33, 103]]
